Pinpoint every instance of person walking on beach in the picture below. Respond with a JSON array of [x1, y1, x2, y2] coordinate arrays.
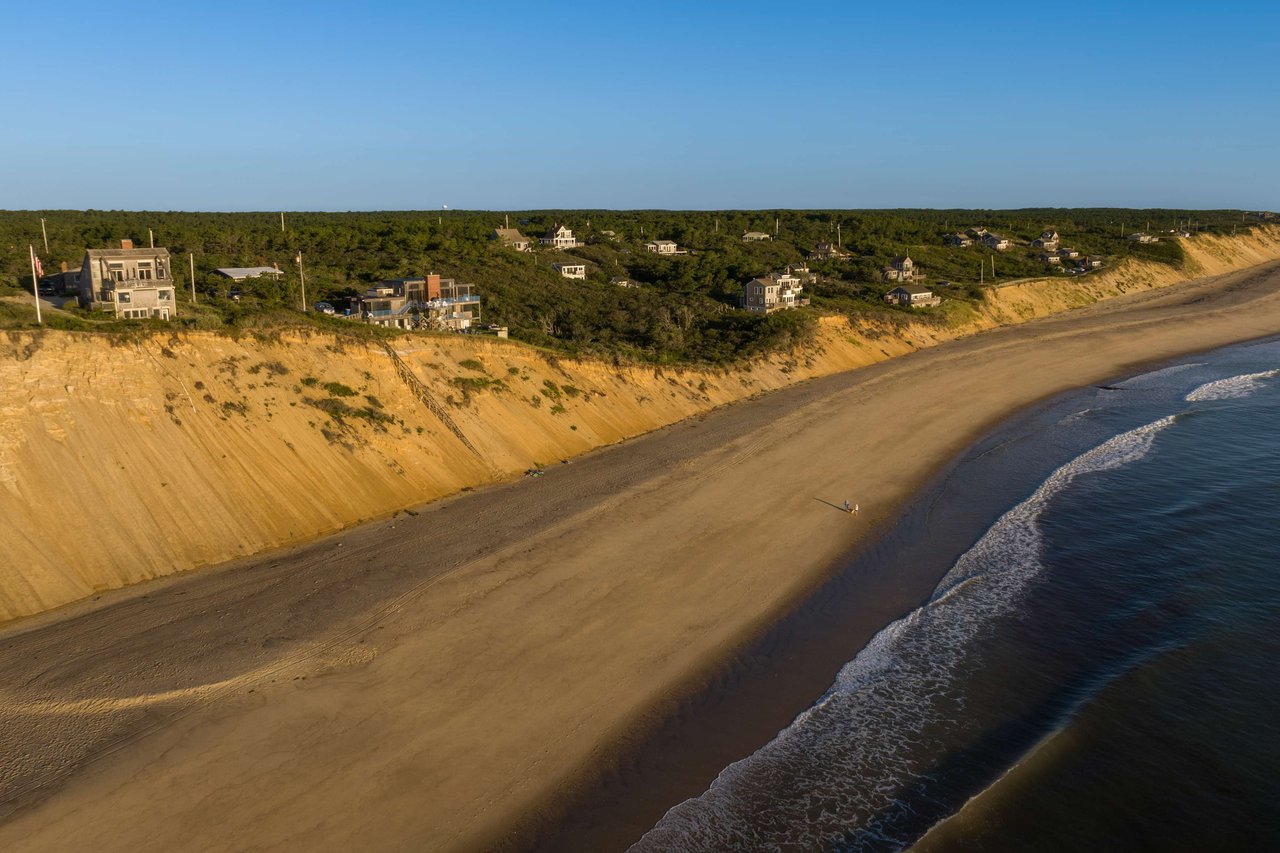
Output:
[[843, 500, 851, 513]]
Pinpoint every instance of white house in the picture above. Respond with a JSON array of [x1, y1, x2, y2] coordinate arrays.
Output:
[[645, 240, 679, 255], [742, 231, 772, 242], [554, 262, 587, 280], [981, 233, 1012, 251], [542, 225, 578, 249]]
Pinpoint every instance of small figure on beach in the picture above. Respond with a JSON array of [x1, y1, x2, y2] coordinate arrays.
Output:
[[843, 500, 851, 513], [853, 503, 859, 515]]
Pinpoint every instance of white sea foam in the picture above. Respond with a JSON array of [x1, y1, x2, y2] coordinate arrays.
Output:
[[631, 416, 1176, 853], [1185, 369, 1280, 402]]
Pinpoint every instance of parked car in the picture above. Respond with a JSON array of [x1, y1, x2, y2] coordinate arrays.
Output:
[[37, 281, 56, 296], [314, 301, 336, 315]]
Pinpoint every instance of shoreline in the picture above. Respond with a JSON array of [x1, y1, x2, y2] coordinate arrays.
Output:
[[532, 335, 1280, 851], [1, 261, 1279, 851]]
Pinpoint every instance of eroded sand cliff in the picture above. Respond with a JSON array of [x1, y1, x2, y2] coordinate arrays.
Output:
[[2, 227, 1277, 621]]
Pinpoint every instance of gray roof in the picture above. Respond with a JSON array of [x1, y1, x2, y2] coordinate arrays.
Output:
[[85, 247, 171, 259], [215, 266, 282, 279], [888, 283, 933, 295]]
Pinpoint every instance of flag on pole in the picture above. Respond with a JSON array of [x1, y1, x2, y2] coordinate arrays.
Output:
[[33, 254, 43, 277]]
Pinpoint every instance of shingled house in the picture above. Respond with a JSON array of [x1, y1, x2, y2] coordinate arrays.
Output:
[[741, 269, 808, 313], [811, 241, 848, 260], [1030, 230, 1061, 251], [77, 239, 177, 320], [885, 283, 941, 308], [492, 228, 532, 251], [883, 255, 923, 283]]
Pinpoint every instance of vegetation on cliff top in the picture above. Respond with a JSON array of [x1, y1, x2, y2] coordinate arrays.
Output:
[[0, 208, 1261, 365]]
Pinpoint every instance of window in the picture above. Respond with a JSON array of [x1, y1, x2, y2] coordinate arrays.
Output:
[[138, 267, 153, 280], [159, 290, 171, 301], [157, 266, 166, 279], [117, 291, 132, 303], [109, 263, 125, 282]]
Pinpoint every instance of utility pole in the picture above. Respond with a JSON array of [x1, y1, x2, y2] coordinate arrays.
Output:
[[29, 245, 43, 324], [837, 222, 842, 247], [991, 255, 996, 278], [39, 218, 48, 253], [775, 215, 780, 236], [296, 252, 307, 311], [980, 260, 984, 285], [190, 253, 197, 304], [281, 211, 286, 233], [149, 228, 154, 249]]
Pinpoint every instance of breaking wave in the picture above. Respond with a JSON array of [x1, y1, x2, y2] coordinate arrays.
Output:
[[1185, 369, 1280, 402], [630, 416, 1175, 853]]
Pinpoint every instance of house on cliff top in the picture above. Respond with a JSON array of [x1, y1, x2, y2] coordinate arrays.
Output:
[[885, 283, 941, 307], [78, 239, 176, 320]]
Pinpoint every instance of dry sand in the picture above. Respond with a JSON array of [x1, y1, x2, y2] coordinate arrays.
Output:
[[2, 257, 1280, 851]]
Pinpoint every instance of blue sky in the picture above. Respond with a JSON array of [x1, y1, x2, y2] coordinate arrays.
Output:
[[5, 0, 1278, 211]]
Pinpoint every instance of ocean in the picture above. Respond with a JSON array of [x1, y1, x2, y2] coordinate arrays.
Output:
[[630, 337, 1280, 852]]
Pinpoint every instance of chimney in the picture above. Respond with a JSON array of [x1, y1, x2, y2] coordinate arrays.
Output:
[[426, 273, 441, 299], [120, 238, 133, 250], [60, 261, 68, 272]]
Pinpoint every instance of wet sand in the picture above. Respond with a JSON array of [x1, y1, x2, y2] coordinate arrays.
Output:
[[2, 260, 1279, 852]]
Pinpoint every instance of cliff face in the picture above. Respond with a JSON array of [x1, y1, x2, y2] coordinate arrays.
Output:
[[2, 228, 1278, 622]]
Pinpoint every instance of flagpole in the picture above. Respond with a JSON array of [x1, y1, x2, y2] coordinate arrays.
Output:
[[29, 245, 43, 325]]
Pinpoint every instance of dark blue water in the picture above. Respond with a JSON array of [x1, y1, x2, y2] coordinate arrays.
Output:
[[632, 338, 1280, 852]]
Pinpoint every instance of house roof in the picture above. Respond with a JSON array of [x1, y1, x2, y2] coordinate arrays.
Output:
[[85, 247, 170, 259], [493, 228, 528, 241], [888, 283, 933, 295], [743, 231, 770, 238], [215, 266, 281, 279]]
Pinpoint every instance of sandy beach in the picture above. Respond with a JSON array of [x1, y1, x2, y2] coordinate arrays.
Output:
[[2, 258, 1280, 852]]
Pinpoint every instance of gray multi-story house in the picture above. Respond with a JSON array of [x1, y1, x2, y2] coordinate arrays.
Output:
[[741, 269, 808, 313], [77, 239, 177, 320]]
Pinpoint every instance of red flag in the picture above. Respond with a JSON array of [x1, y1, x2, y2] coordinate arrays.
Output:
[[33, 254, 43, 277]]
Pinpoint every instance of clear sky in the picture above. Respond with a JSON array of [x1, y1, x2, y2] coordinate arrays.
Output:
[[6, 0, 1278, 211]]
